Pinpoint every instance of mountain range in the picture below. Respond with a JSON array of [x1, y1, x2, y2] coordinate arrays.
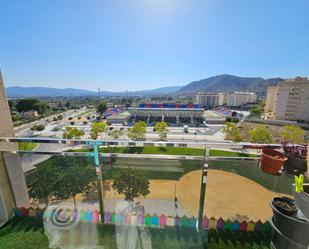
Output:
[[6, 74, 284, 97], [176, 74, 283, 96], [6, 85, 182, 98]]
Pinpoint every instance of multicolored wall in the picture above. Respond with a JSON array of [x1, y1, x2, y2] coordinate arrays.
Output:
[[14, 207, 271, 233]]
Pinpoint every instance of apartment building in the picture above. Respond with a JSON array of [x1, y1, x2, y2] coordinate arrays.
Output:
[[265, 86, 278, 112], [274, 77, 309, 122], [218, 93, 228, 106], [195, 92, 219, 108], [226, 92, 257, 107], [196, 91, 257, 108]]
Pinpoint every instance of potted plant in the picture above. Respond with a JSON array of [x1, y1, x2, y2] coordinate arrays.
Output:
[[272, 197, 297, 216], [270, 197, 309, 247], [282, 143, 308, 175], [260, 149, 287, 175], [293, 183, 309, 220]]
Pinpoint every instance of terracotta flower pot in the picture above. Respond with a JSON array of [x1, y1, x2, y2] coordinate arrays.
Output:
[[260, 149, 287, 175]]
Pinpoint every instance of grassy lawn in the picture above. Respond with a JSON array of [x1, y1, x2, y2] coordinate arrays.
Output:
[[71, 146, 258, 158], [0, 217, 271, 249], [71, 146, 206, 156], [209, 150, 259, 158]]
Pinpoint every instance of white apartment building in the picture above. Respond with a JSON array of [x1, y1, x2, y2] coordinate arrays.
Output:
[[274, 77, 309, 122], [265, 86, 278, 112], [218, 93, 228, 106], [196, 91, 257, 108], [195, 92, 219, 108], [226, 92, 257, 107]]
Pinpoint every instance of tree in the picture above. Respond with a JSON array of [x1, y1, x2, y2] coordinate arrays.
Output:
[[16, 98, 40, 113], [57, 115, 63, 120], [34, 101, 48, 115], [280, 125, 305, 144], [28, 162, 62, 206], [128, 121, 147, 140], [28, 156, 96, 207], [97, 101, 107, 114], [62, 127, 85, 139], [222, 122, 242, 142], [90, 122, 109, 139], [154, 121, 167, 140], [31, 124, 45, 131], [248, 125, 272, 144], [231, 117, 240, 123], [110, 129, 123, 139], [65, 101, 71, 109], [55, 157, 96, 207], [15, 98, 48, 115], [250, 107, 261, 117], [112, 170, 150, 202]]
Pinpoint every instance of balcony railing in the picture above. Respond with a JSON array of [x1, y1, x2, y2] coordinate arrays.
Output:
[[0, 137, 308, 249]]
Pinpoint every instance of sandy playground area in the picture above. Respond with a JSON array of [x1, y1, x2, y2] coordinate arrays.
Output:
[[103, 169, 277, 222]]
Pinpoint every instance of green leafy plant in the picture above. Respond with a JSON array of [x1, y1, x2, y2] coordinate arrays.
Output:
[[280, 125, 305, 144], [248, 125, 272, 144], [97, 101, 107, 114], [90, 122, 109, 139], [31, 124, 45, 131], [112, 169, 150, 202], [62, 127, 85, 139], [110, 129, 123, 139], [154, 121, 167, 140], [128, 121, 147, 140], [222, 122, 242, 142]]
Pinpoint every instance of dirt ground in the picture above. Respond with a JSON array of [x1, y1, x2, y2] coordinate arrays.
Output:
[[100, 169, 277, 222]]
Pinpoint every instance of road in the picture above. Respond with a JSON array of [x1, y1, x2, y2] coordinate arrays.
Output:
[[15, 109, 87, 137]]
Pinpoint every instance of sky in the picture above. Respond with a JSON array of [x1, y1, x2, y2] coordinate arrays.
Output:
[[0, 0, 309, 91]]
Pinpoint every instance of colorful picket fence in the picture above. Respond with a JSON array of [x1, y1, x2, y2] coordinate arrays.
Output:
[[14, 207, 271, 233]]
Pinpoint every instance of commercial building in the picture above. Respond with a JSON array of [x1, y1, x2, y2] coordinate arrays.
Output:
[[128, 103, 205, 126], [264, 86, 278, 112], [274, 77, 309, 122], [195, 92, 219, 108]]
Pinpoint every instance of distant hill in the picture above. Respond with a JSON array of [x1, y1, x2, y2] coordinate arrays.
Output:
[[176, 74, 284, 96], [131, 86, 182, 95], [6, 86, 98, 97], [5, 75, 285, 98], [5, 85, 182, 98]]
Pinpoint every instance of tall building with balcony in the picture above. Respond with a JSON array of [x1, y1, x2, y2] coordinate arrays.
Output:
[[195, 92, 219, 109], [274, 77, 309, 122], [0, 70, 29, 225], [265, 86, 278, 112]]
